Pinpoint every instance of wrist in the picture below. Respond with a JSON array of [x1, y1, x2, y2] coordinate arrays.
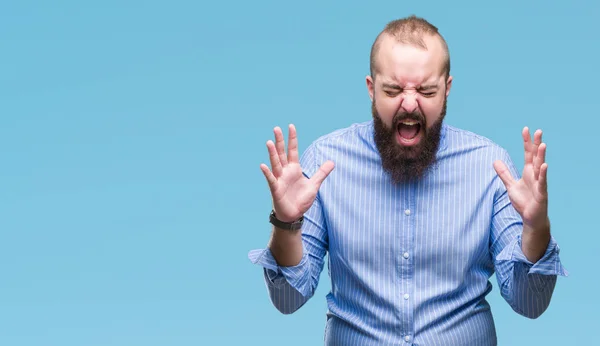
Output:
[[523, 216, 550, 234], [521, 217, 551, 263]]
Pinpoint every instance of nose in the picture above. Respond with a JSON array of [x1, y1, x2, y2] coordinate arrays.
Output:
[[400, 94, 419, 114]]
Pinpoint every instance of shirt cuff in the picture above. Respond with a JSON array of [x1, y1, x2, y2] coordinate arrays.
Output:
[[496, 233, 569, 277], [248, 246, 312, 296]]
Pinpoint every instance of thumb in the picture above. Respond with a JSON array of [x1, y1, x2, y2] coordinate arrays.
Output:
[[311, 160, 335, 187], [260, 163, 278, 192], [493, 160, 515, 189]]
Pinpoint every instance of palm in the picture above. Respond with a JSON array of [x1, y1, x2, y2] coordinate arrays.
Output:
[[271, 162, 317, 220], [260, 125, 334, 223], [494, 127, 548, 227]]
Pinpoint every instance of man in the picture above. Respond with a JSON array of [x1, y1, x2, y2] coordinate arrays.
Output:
[[248, 15, 567, 346]]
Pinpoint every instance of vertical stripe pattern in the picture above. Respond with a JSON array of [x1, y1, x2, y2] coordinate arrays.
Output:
[[248, 121, 568, 346]]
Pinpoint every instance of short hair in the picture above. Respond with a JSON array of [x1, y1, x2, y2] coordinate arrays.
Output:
[[369, 15, 450, 80]]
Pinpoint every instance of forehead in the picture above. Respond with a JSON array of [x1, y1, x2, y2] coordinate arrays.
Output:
[[375, 34, 445, 86]]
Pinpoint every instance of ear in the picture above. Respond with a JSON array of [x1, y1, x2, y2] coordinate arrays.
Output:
[[366, 75, 375, 101], [445, 75, 453, 97]]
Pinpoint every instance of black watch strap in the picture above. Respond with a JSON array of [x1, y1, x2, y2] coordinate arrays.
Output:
[[269, 210, 304, 231]]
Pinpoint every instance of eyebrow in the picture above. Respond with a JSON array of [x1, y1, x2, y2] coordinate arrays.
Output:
[[381, 83, 439, 90], [381, 83, 403, 90], [418, 85, 439, 90]]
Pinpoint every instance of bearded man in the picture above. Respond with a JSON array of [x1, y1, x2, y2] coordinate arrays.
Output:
[[248, 15, 567, 346]]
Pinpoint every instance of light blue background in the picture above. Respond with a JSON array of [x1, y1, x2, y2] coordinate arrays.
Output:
[[0, 1, 596, 345]]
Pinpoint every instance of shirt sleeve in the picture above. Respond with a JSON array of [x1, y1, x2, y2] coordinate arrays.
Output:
[[490, 150, 568, 319], [247, 143, 329, 315]]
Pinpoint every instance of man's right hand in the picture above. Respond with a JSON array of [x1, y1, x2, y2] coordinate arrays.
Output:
[[260, 124, 335, 223]]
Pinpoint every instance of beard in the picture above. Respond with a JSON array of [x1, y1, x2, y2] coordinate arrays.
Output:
[[372, 96, 447, 184]]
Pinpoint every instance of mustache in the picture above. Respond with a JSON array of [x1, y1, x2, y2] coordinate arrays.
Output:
[[392, 111, 426, 126]]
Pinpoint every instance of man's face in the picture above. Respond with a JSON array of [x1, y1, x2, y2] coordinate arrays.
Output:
[[366, 34, 453, 183]]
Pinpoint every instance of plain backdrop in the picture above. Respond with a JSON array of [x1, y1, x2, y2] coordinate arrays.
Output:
[[1, 0, 597, 345]]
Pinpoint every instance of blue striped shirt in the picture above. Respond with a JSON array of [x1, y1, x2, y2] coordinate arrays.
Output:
[[248, 120, 567, 346]]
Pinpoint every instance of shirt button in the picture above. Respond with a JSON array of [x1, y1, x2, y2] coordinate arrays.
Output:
[[403, 252, 409, 259], [404, 293, 409, 300], [404, 335, 411, 342], [404, 209, 411, 216]]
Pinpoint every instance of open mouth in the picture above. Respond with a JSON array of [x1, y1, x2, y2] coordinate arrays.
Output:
[[396, 120, 422, 145]]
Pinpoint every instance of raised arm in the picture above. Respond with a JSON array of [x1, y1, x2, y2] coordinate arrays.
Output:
[[248, 124, 334, 314], [492, 127, 568, 318]]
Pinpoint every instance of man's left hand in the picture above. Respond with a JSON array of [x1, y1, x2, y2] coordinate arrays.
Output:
[[494, 127, 549, 230]]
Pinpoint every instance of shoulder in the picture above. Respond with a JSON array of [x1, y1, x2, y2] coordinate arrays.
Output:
[[440, 124, 522, 185], [303, 120, 375, 155], [443, 124, 511, 159], [299, 120, 377, 174], [440, 123, 519, 176], [312, 121, 373, 146]]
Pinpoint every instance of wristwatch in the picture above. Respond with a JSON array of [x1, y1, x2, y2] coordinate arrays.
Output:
[[269, 210, 304, 231]]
